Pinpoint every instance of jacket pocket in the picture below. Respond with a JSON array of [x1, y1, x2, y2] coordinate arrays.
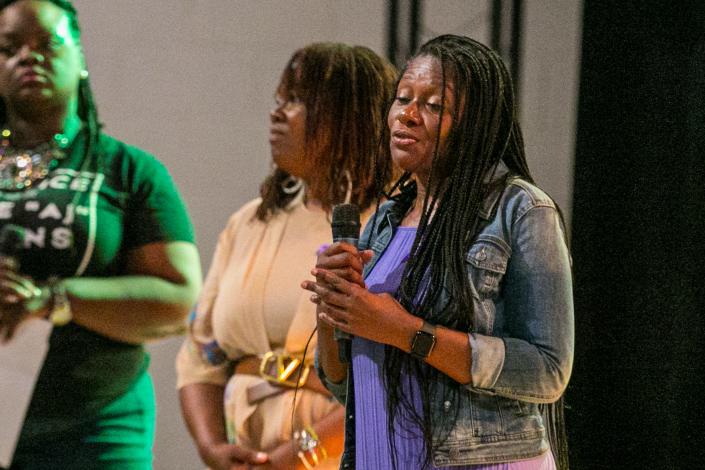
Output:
[[470, 393, 543, 438], [465, 240, 509, 334], [466, 240, 509, 299]]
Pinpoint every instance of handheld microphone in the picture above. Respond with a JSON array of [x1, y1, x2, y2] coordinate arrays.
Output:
[[0, 224, 25, 270], [330, 203, 360, 363]]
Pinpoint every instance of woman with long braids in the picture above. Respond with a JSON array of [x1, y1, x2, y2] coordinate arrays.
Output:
[[0, 1, 201, 468], [305, 35, 574, 470], [176, 43, 396, 470]]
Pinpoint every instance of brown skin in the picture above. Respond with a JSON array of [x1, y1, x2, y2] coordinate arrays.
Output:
[[179, 383, 268, 469], [387, 54, 455, 186], [0, 1, 202, 343], [180, 66, 345, 468], [1, 242, 202, 344], [0, 0, 83, 146], [269, 91, 310, 179], [303, 56, 473, 387]]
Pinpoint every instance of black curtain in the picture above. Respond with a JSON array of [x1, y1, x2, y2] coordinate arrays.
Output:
[[567, 1, 705, 468]]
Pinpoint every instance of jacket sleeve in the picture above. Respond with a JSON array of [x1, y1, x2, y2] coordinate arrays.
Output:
[[467, 204, 574, 403]]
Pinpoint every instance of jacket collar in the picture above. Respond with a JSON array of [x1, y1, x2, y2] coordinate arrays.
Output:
[[479, 160, 510, 221], [382, 160, 512, 227]]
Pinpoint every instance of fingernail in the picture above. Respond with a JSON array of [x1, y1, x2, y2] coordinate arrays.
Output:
[[256, 452, 268, 462]]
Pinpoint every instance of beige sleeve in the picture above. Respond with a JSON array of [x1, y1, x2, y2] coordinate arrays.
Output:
[[175, 207, 250, 388]]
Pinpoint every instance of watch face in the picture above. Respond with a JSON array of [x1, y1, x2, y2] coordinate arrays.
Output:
[[411, 331, 436, 358]]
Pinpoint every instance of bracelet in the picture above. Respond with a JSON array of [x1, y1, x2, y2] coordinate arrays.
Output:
[[293, 426, 327, 469], [46, 278, 72, 326]]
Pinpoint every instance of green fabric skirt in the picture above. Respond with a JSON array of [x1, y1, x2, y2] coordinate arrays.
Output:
[[9, 371, 156, 470]]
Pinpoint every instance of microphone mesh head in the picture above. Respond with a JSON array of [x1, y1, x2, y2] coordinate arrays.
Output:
[[331, 203, 360, 240]]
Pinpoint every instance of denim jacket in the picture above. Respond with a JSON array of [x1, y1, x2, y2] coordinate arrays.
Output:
[[316, 172, 574, 469]]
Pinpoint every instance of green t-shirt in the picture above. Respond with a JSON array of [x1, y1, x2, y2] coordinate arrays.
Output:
[[0, 131, 194, 434]]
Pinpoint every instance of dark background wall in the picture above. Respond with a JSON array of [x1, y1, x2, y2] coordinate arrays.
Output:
[[567, 1, 705, 468]]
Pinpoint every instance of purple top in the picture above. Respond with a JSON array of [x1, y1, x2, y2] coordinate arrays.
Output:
[[352, 227, 555, 470]]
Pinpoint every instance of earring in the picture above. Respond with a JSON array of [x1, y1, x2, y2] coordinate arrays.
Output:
[[281, 175, 303, 195], [343, 170, 353, 204]]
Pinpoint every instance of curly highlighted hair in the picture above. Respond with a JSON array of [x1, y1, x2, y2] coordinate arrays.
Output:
[[256, 42, 397, 221]]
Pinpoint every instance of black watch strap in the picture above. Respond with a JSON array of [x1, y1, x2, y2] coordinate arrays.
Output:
[[410, 321, 437, 360]]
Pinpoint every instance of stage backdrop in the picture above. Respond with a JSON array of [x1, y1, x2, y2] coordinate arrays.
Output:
[[70, 1, 581, 469], [567, 0, 705, 468]]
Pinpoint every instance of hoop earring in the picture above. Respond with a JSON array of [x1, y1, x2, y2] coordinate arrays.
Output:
[[281, 175, 303, 195], [343, 170, 353, 204]]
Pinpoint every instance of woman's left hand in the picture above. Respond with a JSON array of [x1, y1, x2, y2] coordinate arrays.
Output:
[[303, 268, 417, 348]]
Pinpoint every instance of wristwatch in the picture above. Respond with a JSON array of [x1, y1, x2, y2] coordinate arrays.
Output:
[[46, 278, 72, 326], [410, 321, 437, 360]]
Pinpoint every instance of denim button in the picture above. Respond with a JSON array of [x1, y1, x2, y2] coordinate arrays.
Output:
[[443, 400, 451, 412]]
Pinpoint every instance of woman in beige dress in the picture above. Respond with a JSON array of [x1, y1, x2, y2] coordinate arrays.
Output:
[[176, 43, 396, 470]]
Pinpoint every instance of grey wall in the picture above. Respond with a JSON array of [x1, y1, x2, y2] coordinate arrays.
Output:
[[520, 1, 582, 227], [69, 2, 581, 469], [398, 0, 581, 224]]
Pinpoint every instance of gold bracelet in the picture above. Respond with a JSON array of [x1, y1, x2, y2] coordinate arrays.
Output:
[[47, 278, 72, 326], [293, 426, 327, 469]]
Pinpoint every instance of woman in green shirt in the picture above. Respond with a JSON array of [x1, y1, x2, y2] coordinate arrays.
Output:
[[0, 1, 201, 468]]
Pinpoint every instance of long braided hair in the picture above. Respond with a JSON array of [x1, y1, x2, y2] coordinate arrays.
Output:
[[380, 35, 568, 469], [256, 43, 397, 220], [0, 0, 102, 174]]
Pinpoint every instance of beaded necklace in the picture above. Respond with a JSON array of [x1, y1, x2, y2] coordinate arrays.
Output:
[[0, 129, 70, 191]]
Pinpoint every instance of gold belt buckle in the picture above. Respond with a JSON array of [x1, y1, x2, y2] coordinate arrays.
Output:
[[259, 351, 310, 388]]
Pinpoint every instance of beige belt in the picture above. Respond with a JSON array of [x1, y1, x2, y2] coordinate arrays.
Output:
[[235, 353, 331, 405]]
